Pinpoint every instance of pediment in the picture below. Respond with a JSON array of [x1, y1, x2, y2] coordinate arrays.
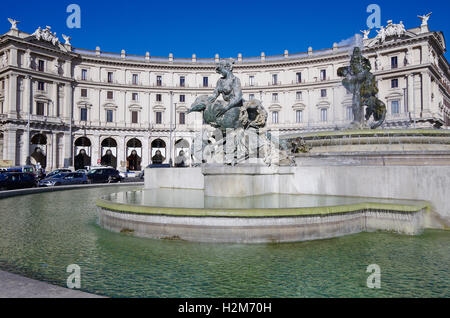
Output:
[[292, 102, 306, 110], [268, 103, 282, 111]]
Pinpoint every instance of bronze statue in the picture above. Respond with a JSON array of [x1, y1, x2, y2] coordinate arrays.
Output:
[[337, 47, 386, 129], [187, 59, 294, 166], [188, 59, 267, 131]]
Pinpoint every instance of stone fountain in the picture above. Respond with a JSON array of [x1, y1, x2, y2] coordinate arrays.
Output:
[[96, 56, 447, 243]]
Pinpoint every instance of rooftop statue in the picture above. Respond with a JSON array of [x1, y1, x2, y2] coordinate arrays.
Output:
[[188, 59, 293, 166], [7, 18, 20, 30], [337, 47, 386, 129], [418, 12, 432, 26]]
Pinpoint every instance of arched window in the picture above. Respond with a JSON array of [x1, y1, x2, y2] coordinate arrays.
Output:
[[101, 137, 117, 148], [127, 138, 142, 148], [31, 134, 47, 145], [75, 136, 91, 147], [151, 139, 166, 149]]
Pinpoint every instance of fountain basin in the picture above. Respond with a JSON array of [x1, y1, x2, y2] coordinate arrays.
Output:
[[97, 189, 429, 243]]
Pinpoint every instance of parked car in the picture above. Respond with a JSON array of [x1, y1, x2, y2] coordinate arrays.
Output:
[[7, 165, 37, 175], [75, 169, 88, 175], [45, 169, 72, 179], [39, 172, 88, 187], [87, 168, 123, 184], [0, 172, 37, 191]]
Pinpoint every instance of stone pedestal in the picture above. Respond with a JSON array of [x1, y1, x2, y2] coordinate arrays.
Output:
[[202, 164, 295, 197]]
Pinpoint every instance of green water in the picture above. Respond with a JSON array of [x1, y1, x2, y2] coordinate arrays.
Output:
[[106, 188, 425, 209], [0, 186, 448, 297]]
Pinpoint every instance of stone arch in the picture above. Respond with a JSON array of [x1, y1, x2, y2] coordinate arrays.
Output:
[[30, 133, 47, 169], [74, 136, 92, 170], [151, 138, 166, 164], [100, 137, 117, 168], [174, 139, 190, 167], [126, 138, 142, 171]]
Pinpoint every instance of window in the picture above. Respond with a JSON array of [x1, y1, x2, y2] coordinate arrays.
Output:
[[179, 112, 185, 125], [296, 110, 303, 123], [131, 111, 138, 124], [203, 77, 209, 87], [36, 102, 45, 116], [38, 81, 45, 91], [249, 75, 255, 86], [1, 80, 4, 89], [38, 60, 45, 72], [107, 72, 113, 83], [81, 69, 87, 80], [320, 69, 327, 81], [296, 91, 302, 100], [80, 108, 88, 121], [132, 93, 139, 101], [81, 89, 88, 97], [156, 76, 162, 86], [156, 94, 162, 102], [391, 56, 398, 69], [179, 95, 185, 103], [296, 72, 302, 83], [272, 93, 278, 102], [180, 76, 185, 87], [391, 79, 399, 88], [272, 111, 279, 124], [320, 108, 327, 122], [346, 107, 353, 121], [156, 112, 162, 124], [272, 74, 278, 85], [106, 110, 113, 122], [391, 100, 400, 114], [249, 94, 255, 100], [321, 89, 327, 97], [107, 91, 114, 99], [132, 74, 138, 85]]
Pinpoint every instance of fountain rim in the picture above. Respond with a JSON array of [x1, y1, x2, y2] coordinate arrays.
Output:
[[96, 195, 429, 218], [286, 129, 450, 140]]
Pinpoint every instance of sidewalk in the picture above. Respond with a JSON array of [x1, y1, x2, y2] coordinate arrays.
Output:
[[0, 270, 105, 298]]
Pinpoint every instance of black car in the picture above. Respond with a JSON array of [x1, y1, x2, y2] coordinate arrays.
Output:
[[87, 168, 123, 184], [0, 172, 37, 191]]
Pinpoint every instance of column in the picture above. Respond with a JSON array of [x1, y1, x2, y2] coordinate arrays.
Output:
[[64, 83, 73, 121], [91, 135, 100, 167], [63, 132, 72, 168], [6, 129, 17, 165], [52, 82, 58, 117], [117, 137, 125, 170], [142, 136, 149, 168], [46, 133, 53, 171], [8, 74, 17, 118], [407, 74, 415, 118], [52, 133, 58, 169], [421, 72, 432, 117], [123, 91, 127, 125]]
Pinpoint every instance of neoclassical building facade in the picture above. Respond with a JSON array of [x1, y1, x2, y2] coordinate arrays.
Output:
[[0, 17, 449, 171]]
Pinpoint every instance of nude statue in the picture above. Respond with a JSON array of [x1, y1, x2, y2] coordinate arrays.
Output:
[[208, 59, 244, 118]]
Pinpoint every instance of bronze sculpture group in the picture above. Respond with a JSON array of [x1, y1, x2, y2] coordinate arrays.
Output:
[[337, 47, 386, 129], [187, 47, 386, 166]]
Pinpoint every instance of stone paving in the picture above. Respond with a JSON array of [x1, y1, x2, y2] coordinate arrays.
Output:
[[0, 270, 105, 298]]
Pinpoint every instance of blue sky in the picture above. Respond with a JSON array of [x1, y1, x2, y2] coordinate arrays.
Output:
[[3, 0, 450, 59]]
